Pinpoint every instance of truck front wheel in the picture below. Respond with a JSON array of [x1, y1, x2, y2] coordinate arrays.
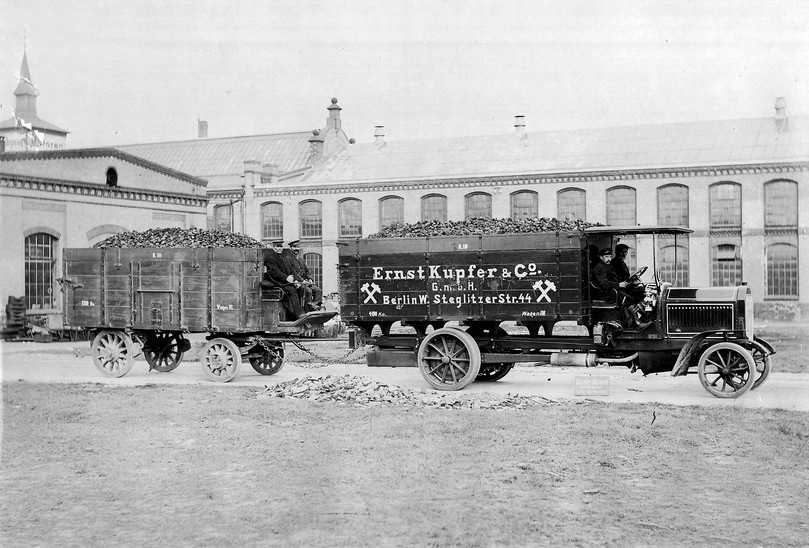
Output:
[[417, 328, 481, 391], [697, 342, 756, 398]]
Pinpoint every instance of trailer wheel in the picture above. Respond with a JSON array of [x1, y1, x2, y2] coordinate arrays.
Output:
[[750, 345, 772, 390], [201, 338, 242, 382], [91, 330, 135, 378], [476, 363, 514, 382], [250, 344, 285, 376], [143, 333, 185, 372], [417, 328, 481, 391], [697, 342, 756, 398]]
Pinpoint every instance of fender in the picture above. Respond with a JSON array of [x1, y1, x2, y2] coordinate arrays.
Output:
[[752, 336, 775, 356], [671, 330, 741, 377]]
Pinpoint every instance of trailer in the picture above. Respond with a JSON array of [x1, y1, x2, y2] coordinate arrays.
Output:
[[339, 226, 774, 398], [61, 247, 336, 381]]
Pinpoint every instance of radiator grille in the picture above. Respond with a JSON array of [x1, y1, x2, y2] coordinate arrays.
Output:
[[666, 304, 734, 334]]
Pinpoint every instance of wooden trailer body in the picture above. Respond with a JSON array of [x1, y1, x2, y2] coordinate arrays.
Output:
[[62, 247, 264, 332]]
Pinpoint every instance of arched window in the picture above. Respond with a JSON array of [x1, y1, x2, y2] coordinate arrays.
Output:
[[421, 194, 447, 222], [465, 192, 492, 219], [105, 167, 118, 187], [557, 188, 586, 220], [711, 240, 742, 287], [657, 184, 689, 227], [379, 195, 404, 228], [764, 180, 798, 228], [607, 186, 636, 270], [24, 232, 58, 309], [338, 198, 363, 237], [260, 202, 283, 240], [299, 200, 322, 239], [213, 204, 232, 232], [303, 252, 322, 290], [764, 180, 799, 297], [510, 190, 538, 220], [709, 182, 741, 229], [766, 243, 798, 297], [606, 186, 636, 226], [657, 184, 689, 285]]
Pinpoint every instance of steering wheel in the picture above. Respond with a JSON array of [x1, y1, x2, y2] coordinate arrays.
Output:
[[629, 265, 648, 281]]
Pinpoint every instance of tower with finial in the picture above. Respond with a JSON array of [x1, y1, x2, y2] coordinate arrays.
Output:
[[0, 46, 68, 152]]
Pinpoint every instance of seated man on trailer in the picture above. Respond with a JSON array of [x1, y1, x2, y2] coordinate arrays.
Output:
[[262, 241, 303, 320], [285, 241, 322, 312], [591, 247, 651, 330]]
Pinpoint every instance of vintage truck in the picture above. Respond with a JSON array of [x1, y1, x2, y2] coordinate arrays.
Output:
[[61, 247, 336, 382], [338, 226, 773, 398]]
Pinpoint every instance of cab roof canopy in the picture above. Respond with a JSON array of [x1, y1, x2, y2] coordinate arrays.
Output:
[[584, 225, 693, 236]]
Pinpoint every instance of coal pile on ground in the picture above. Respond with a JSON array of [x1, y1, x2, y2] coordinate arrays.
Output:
[[259, 375, 555, 409], [94, 227, 264, 248], [369, 217, 601, 239]]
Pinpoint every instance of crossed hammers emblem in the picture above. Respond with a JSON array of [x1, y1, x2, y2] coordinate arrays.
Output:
[[360, 282, 382, 304], [532, 279, 557, 303]]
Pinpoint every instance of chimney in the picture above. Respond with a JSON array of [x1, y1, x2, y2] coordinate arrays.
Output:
[[514, 114, 526, 138], [327, 97, 342, 131], [197, 119, 208, 138], [774, 97, 788, 133], [261, 162, 278, 185], [308, 129, 325, 163], [374, 124, 385, 144]]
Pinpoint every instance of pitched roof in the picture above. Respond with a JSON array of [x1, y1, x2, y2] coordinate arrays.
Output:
[[0, 147, 207, 186], [302, 115, 809, 186], [0, 114, 68, 134], [118, 131, 313, 178]]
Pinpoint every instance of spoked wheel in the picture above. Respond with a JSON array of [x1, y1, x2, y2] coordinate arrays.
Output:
[[142, 333, 185, 372], [476, 363, 514, 382], [697, 342, 756, 398], [201, 338, 242, 382], [417, 327, 481, 391], [750, 344, 773, 390], [249, 343, 285, 376], [91, 330, 135, 378]]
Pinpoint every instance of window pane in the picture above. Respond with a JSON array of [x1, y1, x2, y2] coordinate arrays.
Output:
[[24, 233, 57, 309], [710, 183, 741, 228], [657, 235, 689, 286], [606, 187, 636, 226], [711, 237, 742, 286], [261, 202, 283, 240], [299, 201, 322, 238], [421, 195, 447, 222], [767, 242, 798, 297], [510, 191, 538, 220], [465, 193, 492, 219], [379, 196, 404, 228], [558, 189, 586, 220], [339, 199, 363, 237], [657, 185, 689, 226], [214, 205, 232, 232], [764, 181, 798, 228], [303, 252, 322, 290]]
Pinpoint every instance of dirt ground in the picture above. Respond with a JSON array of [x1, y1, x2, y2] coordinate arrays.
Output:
[[2, 382, 808, 547]]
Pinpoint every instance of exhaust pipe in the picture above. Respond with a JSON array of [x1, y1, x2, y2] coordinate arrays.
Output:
[[548, 352, 638, 367]]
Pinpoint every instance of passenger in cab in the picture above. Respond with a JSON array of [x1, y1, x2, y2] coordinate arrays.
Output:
[[262, 240, 303, 320], [591, 247, 651, 330]]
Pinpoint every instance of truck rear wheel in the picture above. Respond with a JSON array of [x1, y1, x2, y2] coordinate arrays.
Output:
[[697, 342, 755, 398], [750, 345, 772, 390], [249, 343, 285, 376], [142, 332, 185, 372], [201, 338, 242, 382], [417, 328, 481, 391]]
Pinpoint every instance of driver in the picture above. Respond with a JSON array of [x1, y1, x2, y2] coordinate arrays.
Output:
[[611, 243, 646, 305], [592, 247, 651, 330]]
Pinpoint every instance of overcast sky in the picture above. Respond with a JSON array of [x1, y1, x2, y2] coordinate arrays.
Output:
[[1, 0, 807, 147]]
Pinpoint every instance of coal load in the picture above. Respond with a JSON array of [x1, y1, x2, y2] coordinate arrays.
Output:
[[94, 227, 264, 248], [369, 217, 601, 239]]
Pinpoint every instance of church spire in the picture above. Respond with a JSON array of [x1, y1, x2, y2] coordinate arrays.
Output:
[[14, 49, 38, 118]]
